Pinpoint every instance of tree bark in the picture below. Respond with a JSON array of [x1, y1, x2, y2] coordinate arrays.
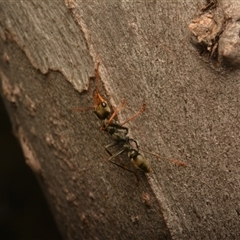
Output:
[[0, 1, 240, 239]]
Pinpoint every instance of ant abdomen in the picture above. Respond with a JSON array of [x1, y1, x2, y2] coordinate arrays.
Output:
[[128, 149, 152, 173]]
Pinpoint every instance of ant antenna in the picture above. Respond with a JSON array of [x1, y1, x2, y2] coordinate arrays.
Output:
[[72, 106, 95, 112], [141, 149, 187, 167], [93, 62, 102, 105], [107, 99, 127, 124], [120, 103, 146, 126]]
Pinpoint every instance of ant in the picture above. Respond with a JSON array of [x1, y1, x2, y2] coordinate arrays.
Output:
[[91, 85, 150, 183], [73, 63, 186, 182], [73, 63, 150, 180]]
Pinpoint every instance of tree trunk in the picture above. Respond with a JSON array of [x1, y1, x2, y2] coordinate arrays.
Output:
[[0, 1, 240, 239]]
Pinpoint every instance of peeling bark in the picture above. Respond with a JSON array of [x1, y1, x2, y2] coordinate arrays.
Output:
[[189, 0, 240, 68]]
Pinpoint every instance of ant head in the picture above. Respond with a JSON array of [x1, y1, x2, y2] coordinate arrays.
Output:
[[94, 94, 111, 120]]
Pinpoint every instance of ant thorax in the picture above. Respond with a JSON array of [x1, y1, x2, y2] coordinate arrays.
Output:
[[102, 119, 129, 142]]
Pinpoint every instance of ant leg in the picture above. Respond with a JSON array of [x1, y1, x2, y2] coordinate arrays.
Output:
[[105, 142, 139, 184], [141, 149, 187, 167], [72, 106, 94, 112], [105, 146, 126, 162], [120, 103, 146, 126], [105, 141, 123, 162], [93, 62, 102, 106], [107, 99, 127, 125], [109, 159, 139, 185]]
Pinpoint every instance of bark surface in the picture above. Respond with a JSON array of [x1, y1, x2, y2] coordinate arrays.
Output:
[[0, 1, 240, 239]]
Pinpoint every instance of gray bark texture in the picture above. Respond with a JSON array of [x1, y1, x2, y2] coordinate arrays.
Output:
[[0, 0, 240, 239]]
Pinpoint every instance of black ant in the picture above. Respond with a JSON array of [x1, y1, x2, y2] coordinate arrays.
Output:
[[73, 63, 186, 182], [91, 90, 150, 183]]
